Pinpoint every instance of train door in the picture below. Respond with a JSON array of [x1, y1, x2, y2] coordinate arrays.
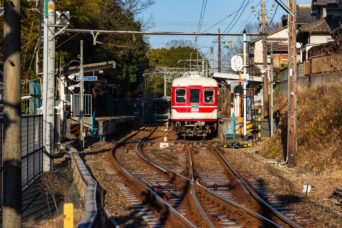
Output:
[[189, 86, 201, 113]]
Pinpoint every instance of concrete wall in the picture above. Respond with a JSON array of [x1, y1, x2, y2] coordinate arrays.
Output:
[[309, 35, 333, 44], [279, 63, 307, 95], [279, 63, 342, 95]]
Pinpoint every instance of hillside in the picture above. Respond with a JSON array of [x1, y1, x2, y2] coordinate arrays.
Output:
[[262, 85, 342, 173]]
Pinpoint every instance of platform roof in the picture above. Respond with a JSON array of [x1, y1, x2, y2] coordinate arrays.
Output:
[[212, 72, 263, 83]]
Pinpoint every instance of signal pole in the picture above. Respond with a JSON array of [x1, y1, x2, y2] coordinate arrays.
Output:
[[3, 0, 22, 227], [287, 0, 297, 167], [218, 28, 221, 72], [243, 30, 247, 140], [80, 40, 85, 149], [261, 0, 269, 117]]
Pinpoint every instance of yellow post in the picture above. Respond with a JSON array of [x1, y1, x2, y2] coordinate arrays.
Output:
[[258, 101, 262, 142], [64, 203, 74, 228], [238, 71, 242, 134]]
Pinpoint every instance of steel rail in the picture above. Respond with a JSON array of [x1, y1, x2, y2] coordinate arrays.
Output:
[[189, 146, 282, 227], [111, 127, 195, 228], [137, 142, 282, 227], [135, 139, 214, 227], [210, 145, 301, 228]]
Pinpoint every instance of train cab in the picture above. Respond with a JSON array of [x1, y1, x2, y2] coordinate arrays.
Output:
[[171, 73, 218, 137]]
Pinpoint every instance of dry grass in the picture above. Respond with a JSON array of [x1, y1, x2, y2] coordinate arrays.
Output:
[[263, 85, 342, 173], [23, 208, 84, 228]]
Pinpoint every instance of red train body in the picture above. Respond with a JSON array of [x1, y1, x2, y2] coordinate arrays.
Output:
[[171, 73, 218, 137]]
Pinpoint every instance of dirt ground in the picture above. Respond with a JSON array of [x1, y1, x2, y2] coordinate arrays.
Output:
[[223, 144, 342, 227]]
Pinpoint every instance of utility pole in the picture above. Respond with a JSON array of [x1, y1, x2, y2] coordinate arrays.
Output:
[[288, 0, 297, 167], [243, 30, 247, 140], [261, 0, 269, 117], [210, 47, 214, 74], [43, 0, 55, 171], [80, 40, 85, 149], [164, 67, 167, 97], [218, 28, 221, 72], [3, 0, 22, 227], [270, 43, 274, 137]]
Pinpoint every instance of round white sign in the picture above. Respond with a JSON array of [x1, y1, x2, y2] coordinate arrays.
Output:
[[231, 55, 243, 72]]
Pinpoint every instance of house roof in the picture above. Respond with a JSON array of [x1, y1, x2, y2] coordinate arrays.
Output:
[[300, 16, 342, 33], [313, 0, 339, 6], [297, 3, 317, 24], [250, 26, 287, 44]]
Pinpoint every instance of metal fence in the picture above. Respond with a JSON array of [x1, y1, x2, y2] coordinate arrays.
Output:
[[21, 115, 44, 187], [0, 115, 44, 207], [71, 94, 92, 116]]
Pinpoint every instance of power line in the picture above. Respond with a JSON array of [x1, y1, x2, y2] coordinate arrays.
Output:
[[223, 0, 247, 33], [203, 9, 238, 33], [224, 0, 252, 33], [195, 0, 208, 47], [268, 5, 279, 30]]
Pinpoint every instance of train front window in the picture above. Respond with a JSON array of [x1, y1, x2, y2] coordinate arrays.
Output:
[[204, 89, 214, 104], [175, 89, 186, 103], [190, 89, 200, 103], [154, 101, 169, 114]]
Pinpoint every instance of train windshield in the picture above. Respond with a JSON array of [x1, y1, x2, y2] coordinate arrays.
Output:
[[176, 89, 186, 103], [204, 89, 214, 104], [190, 89, 200, 103], [153, 100, 170, 114]]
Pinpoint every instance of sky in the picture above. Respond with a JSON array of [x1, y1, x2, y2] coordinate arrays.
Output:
[[141, 0, 312, 60]]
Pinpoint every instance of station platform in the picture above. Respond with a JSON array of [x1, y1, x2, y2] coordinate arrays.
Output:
[[68, 115, 138, 140]]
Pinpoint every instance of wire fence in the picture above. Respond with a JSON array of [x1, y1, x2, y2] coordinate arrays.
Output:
[[0, 114, 44, 208]]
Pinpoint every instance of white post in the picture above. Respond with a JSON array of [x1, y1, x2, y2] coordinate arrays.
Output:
[[43, 0, 55, 171], [243, 30, 247, 140]]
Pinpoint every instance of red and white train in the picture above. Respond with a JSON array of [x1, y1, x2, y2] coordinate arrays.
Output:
[[171, 73, 218, 137]]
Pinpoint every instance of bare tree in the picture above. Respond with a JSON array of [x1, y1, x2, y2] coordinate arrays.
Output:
[[166, 40, 195, 48], [118, 0, 155, 15]]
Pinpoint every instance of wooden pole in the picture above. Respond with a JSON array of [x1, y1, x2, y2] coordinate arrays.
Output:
[[218, 28, 221, 72], [261, 0, 269, 117], [287, 0, 297, 167], [3, 0, 22, 227]]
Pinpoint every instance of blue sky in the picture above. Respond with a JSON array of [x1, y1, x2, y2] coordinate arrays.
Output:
[[141, 0, 312, 58]]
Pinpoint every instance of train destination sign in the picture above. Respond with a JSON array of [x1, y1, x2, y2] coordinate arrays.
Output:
[[75, 76, 98, 81]]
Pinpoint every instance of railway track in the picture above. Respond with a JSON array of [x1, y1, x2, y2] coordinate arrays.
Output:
[[107, 126, 301, 227], [134, 141, 288, 227], [110, 127, 196, 227], [189, 144, 301, 228]]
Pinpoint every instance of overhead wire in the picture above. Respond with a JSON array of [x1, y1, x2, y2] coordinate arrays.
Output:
[[224, 0, 251, 33], [195, 0, 208, 47]]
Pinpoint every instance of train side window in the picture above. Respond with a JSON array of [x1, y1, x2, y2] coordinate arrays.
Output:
[[204, 89, 215, 104], [175, 89, 186, 103], [190, 89, 200, 103]]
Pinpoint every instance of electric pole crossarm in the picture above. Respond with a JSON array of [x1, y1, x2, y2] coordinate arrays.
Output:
[[63, 29, 261, 37]]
